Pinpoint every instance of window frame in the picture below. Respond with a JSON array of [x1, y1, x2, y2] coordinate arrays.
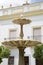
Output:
[[33, 27, 41, 41], [8, 56, 14, 65], [9, 28, 17, 39]]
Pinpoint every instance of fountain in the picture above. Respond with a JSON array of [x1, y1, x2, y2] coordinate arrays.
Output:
[[2, 18, 41, 65]]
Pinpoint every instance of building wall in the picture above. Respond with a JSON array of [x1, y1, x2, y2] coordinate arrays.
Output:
[[0, 15, 43, 42]]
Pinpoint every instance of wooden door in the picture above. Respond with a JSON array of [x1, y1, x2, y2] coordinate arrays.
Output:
[[36, 59, 43, 65], [24, 56, 29, 65]]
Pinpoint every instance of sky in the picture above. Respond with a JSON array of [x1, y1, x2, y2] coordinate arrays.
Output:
[[31, 0, 43, 3]]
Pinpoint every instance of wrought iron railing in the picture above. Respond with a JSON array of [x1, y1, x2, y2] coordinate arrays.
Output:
[[28, 35, 42, 42], [4, 35, 42, 42]]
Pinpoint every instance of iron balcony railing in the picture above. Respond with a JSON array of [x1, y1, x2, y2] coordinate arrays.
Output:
[[4, 35, 42, 42]]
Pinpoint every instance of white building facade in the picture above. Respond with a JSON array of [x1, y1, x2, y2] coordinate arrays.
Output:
[[0, 2, 43, 65]]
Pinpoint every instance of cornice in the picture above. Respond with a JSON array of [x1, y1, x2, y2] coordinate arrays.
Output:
[[23, 10, 43, 17], [0, 9, 43, 20]]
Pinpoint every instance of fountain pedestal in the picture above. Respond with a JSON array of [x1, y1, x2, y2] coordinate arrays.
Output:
[[19, 47, 25, 65]]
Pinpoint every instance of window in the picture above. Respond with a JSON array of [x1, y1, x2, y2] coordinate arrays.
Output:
[[9, 29, 17, 39], [33, 27, 41, 42], [8, 56, 14, 65]]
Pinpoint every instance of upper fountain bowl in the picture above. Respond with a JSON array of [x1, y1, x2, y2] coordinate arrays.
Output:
[[12, 18, 31, 25]]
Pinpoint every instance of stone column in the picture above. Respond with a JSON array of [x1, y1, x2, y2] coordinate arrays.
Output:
[[18, 47, 25, 65], [20, 25, 24, 39]]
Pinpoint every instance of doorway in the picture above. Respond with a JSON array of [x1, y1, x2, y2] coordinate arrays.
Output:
[[36, 59, 43, 65], [24, 56, 29, 65]]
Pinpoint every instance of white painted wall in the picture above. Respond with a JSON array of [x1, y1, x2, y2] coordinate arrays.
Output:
[[10, 48, 19, 65], [0, 58, 8, 65]]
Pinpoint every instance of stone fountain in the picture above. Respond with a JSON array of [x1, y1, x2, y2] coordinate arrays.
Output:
[[2, 18, 41, 65]]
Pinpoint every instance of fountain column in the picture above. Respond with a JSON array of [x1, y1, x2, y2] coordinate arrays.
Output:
[[19, 47, 25, 65], [20, 25, 24, 39]]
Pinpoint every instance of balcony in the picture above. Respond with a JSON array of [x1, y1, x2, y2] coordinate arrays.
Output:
[[3, 35, 42, 42], [0, 2, 43, 16]]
